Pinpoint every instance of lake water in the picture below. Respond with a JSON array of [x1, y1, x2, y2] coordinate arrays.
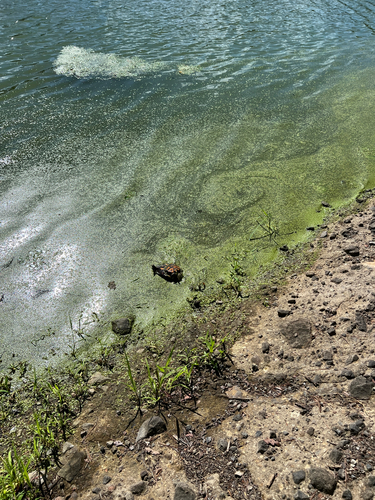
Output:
[[1, 0, 375, 367]]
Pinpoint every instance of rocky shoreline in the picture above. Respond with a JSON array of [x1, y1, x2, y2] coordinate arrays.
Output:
[[4, 195, 375, 500]]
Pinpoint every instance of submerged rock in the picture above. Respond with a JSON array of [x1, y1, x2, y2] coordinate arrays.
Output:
[[111, 315, 135, 335]]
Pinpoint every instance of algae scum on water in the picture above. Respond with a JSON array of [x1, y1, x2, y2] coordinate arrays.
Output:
[[3, 0, 375, 368]]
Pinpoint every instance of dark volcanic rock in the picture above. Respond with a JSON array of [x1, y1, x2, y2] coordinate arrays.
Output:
[[112, 315, 135, 335], [331, 277, 343, 284], [136, 416, 167, 443], [280, 318, 312, 348], [344, 245, 360, 257], [342, 490, 352, 500], [294, 491, 309, 500], [329, 448, 343, 464], [341, 369, 355, 379], [349, 421, 364, 435], [309, 468, 337, 495], [257, 440, 269, 454], [262, 342, 270, 353], [346, 354, 359, 365], [174, 482, 196, 500], [278, 309, 291, 318], [129, 481, 146, 495], [292, 470, 306, 485], [349, 376, 373, 400]]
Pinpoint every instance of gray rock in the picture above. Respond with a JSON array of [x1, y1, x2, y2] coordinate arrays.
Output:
[[174, 482, 196, 500], [368, 360, 375, 368], [356, 312, 367, 332], [262, 342, 270, 353], [329, 448, 343, 464], [363, 490, 374, 500], [257, 440, 269, 454], [280, 318, 312, 348], [294, 492, 309, 500], [135, 416, 167, 443], [129, 481, 146, 495], [62, 442, 74, 454], [346, 354, 359, 365], [338, 469, 345, 480], [331, 277, 342, 284], [307, 427, 315, 436], [140, 470, 148, 481], [341, 369, 355, 379], [57, 447, 87, 482], [367, 476, 375, 487], [342, 490, 352, 500], [349, 422, 363, 435], [349, 376, 373, 400], [338, 439, 350, 449], [102, 475, 112, 485], [217, 438, 228, 452], [344, 246, 360, 257], [88, 372, 109, 386], [309, 468, 337, 495], [292, 470, 306, 485], [322, 350, 333, 361], [111, 315, 135, 335]]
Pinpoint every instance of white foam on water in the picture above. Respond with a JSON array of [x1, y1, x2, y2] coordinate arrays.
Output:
[[53, 46, 165, 79]]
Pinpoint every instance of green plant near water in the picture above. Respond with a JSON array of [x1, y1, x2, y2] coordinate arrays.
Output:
[[0, 448, 31, 500], [249, 208, 281, 244], [198, 331, 233, 374], [227, 245, 247, 297], [0, 375, 11, 395], [0, 361, 92, 500], [31, 412, 59, 495], [144, 347, 187, 406]]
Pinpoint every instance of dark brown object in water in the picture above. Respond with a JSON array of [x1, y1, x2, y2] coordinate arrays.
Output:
[[152, 264, 183, 283]]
